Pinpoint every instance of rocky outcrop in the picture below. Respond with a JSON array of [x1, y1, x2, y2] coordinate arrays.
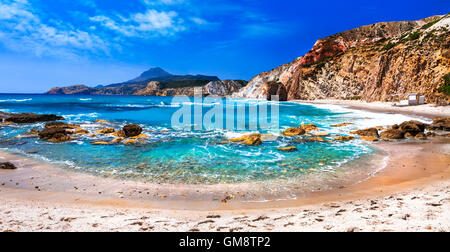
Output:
[[351, 128, 380, 138], [380, 129, 405, 139], [234, 14, 450, 103], [0, 162, 17, 170], [230, 134, 262, 146], [0, 112, 64, 124], [38, 128, 72, 143], [428, 117, 450, 131], [282, 127, 306, 137], [399, 120, 426, 136], [123, 124, 143, 138], [45, 122, 80, 129]]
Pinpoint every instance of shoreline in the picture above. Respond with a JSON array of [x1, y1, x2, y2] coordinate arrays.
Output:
[[293, 99, 450, 119], [0, 100, 449, 231]]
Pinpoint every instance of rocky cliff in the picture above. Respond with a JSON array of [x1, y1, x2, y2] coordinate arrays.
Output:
[[235, 14, 450, 102]]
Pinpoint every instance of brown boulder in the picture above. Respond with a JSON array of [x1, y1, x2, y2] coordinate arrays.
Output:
[[263, 81, 288, 101], [0, 162, 17, 170], [45, 122, 80, 129], [39, 128, 72, 143], [359, 136, 379, 142], [335, 136, 355, 141], [111, 130, 126, 138], [301, 123, 319, 133], [380, 129, 404, 139], [95, 128, 115, 134], [230, 134, 262, 146], [0, 112, 64, 124], [74, 129, 89, 134], [399, 120, 426, 136], [415, 132, 427, 140], [282, 127, 306, 137], [123, 124, 143, 138], [351, 128, 379, 138], [277, 147, 297, 152], [428, 117, 450, 131]]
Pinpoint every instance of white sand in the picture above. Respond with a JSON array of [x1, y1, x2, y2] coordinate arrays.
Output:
[[1, 180, 448, 232]]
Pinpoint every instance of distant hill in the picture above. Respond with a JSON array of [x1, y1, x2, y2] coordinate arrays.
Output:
[[46, 67, 224, 95]]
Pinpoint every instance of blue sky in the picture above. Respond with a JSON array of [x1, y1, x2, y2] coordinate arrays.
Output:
[[0, 0, 448, 93]]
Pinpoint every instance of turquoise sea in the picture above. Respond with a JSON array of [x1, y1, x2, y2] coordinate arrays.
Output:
[[0, 94, 421, 185]]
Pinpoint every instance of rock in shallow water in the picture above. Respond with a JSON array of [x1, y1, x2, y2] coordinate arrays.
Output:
[[230, 133, 262, 146], [0, 112, 64, 124], [123, 124, 143, 138], [380, 129, 404, 139], [351, 128, 379, 138], [428, 117, 450, 131], [0, 162, 17, 170], [282, 127, 306, 137], [277, 147, 298, 152], [38, 128, 72, 143]]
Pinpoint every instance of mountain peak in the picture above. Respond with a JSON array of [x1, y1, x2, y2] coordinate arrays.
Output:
[[129, 67, 173, 83]]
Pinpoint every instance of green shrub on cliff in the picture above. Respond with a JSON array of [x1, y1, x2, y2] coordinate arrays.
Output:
[[439, 73, 450, 96], [381, 42, 397, 51], [408, 32, 421, 41]]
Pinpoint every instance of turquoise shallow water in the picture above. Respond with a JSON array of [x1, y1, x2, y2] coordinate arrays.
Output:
[[0, 94, 390, 184]]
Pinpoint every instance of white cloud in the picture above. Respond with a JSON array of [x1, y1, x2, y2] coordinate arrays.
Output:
[[0, 0, 108, 59], [90, 9, 186, 37]]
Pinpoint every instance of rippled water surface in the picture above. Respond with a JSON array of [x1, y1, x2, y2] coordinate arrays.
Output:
[[0, 94, 420, 184]]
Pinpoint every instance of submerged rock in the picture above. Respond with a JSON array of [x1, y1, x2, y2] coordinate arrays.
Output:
[[380, 129, 404, 139], [351, 128, 379, 138], [0, 112, 64, 124], [330, 123, 353, 128], [313, 132, 329, 137], [95, 119, 112, 124], [277, 147, 298, 152], [261, 134, 279, 142], [0, 162, 17, 170], [123, 139, 138, 145], [123, 124, 143, 138], [282, 127, 306, 137]]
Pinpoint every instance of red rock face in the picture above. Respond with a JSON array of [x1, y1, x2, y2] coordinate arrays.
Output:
[[299, 39, 348, 66], [235, 15, 450, 103]]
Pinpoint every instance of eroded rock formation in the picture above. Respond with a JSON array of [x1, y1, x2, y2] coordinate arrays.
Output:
[[234, 14, 450, 103]]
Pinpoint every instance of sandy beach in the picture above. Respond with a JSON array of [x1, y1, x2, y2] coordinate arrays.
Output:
[[0, 101, 449, 232]]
